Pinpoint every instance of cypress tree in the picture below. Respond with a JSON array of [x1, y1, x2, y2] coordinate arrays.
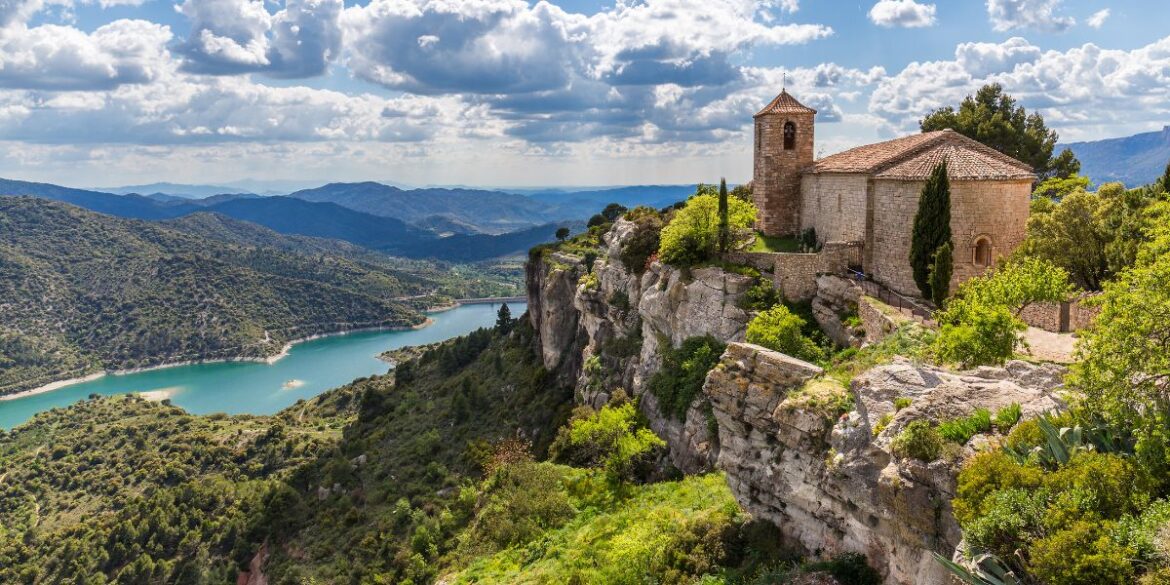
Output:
[[718, 178, 730, 254], [928, 241, 953, 307], [910, 161, 952, 299]]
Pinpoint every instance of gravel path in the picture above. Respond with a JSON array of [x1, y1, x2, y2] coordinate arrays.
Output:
[[1022, 327, 1078, 363]]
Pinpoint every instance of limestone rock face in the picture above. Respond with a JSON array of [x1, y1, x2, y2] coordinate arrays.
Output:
[[527, 251, 586, 378], [703, 344, 1067, 585]]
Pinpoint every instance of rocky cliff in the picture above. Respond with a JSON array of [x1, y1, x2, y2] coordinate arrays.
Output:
[[526, 220, 1068, 583]]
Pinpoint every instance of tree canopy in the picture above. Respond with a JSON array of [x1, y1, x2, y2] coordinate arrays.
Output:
[[921, 83, 1067, 177], [658, 191, 756, 266]]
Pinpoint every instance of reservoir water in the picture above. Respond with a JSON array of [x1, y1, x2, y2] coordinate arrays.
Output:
[[0, 302, 525, 430]]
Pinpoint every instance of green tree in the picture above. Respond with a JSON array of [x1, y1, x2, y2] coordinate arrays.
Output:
[[935, 258, 1071, 366], [1032, 174, 1091, 200], [601, 203, 628, 222], [1159, 158, 1170, 194], [920, 83, 1062, 176], [910, 161, 952, 299], [658, 192, 757, 266], [555, 227, 570, 242], [745, 305, 826, 364], [549, 400, 665, 485], [1049, 147, 1082, 180], [587, 214, 608, 228], [495, 304, 512, 335], [729, 184, 752, 202], [929, 241, 953, 307], [717, 178, 730, 254]]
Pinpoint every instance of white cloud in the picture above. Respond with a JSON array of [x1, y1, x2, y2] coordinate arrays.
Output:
[[869, 35, 1170, 140], [0, 19, 172, 90], [1086, 8, 1110, 29], [868, 0, 936, 28], [986, 0, 1075, 32]]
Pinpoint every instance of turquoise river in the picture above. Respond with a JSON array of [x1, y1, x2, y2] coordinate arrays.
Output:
[[0, 302, 525, 430]]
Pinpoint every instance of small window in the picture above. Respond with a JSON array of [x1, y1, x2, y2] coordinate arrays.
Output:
[[756, 124, 762, 154], [783, 121, 796, 150], [974, 237, 993, 266]]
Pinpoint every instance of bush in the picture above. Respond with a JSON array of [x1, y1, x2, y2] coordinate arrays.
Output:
[[962, 488, 1047, 559], [548, 401, 665, 485], [648, 336, 726, 420], [953, 451, 1044, 525], [891, 420, 943, 461], [745, 305, 826, 364], [1029, 521, 1134, 585], [1005, 418, 1045, 452], [658, 193, 756, 266], [619, 211, 665, 274], [1113, 499, 1170, 563], [806, 552, 882, 585], [937, 408, 992, 444], [893, 397, 912, 411], [934, 304, 1023, 367], [740, 279, 781, 312], [994, 403, 1022, 430]]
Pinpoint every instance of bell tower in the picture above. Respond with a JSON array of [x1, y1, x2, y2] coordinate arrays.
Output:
[[752, 89, 815, 237]]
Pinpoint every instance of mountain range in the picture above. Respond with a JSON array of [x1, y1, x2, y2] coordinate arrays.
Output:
[[0, 178, 578, 262], [1063, 126, 1170, 187]]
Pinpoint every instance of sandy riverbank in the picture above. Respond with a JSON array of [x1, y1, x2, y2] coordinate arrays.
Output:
[[0, 318, 435, 402]]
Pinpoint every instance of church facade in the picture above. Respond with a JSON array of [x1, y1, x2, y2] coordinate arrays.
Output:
[[752, 90, 1034, 298]]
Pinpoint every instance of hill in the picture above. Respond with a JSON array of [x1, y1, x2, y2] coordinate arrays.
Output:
[[0, 177, 574, 262], [97, 182, 249, 198], [522, 184, 698, 217], [0, 197, 429, 395], [1063, 126, 1170, 187], [289, 182, 561, 234]]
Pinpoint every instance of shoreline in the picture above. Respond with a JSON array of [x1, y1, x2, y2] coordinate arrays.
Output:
[[0, 318, 436, 403]]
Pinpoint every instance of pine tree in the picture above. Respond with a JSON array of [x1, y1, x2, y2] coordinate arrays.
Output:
[[495, 303, 513, 335], [718, 178, 730, 254], [1160, 158, 1170, 194], [928, 241, 953, 307], [910, 161, 952, 299]]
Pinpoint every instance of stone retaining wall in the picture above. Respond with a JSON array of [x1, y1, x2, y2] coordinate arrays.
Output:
[[1019, 293, 1102, 333], [771, 241, 863, 301]]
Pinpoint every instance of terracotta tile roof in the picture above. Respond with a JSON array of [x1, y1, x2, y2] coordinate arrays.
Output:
[[807, 129, 1035, 181], [755, 90, 816, 117]]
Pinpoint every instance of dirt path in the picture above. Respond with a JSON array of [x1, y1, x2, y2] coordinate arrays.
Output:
[[1022, 327, 1078, 363]]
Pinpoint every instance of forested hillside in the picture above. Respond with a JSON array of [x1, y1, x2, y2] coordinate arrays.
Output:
[[0, 197, 427, 395]]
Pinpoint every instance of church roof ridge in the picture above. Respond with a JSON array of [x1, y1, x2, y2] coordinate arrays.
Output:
[[754, 90, 817, 117], [807, 129, 1035, 180]]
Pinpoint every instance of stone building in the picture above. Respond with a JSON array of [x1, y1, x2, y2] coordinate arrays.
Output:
[[752, 90, 1034, 297]]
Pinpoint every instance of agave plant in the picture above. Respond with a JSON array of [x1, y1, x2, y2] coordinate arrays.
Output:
[[1004, 415, 1129, 468], [933, 551, 1027, 585]]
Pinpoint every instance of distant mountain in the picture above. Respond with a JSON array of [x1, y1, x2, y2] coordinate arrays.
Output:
[[289, 182, 560, 234], [1063, 126, 1170, 187], [97, 182, 248, 198], [521, 184, 697, 217], [0, 197, 428, 396], [0, 177, 573, 262]]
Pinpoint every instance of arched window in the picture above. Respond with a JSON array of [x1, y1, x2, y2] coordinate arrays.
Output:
[[783, 121, 796, 150], [973, 237, 993, 266]]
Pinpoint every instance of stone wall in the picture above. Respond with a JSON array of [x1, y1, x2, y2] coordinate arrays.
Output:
[[772, 242, 863, 301], [868, 178, 1032, 297], [1019, 293, 1102, 333], [753, 110, 814, 237], [800, 172, 868, 243], [723, 251, 778, 273]]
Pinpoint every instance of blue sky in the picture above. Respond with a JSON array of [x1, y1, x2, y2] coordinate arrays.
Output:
[[0, 0, 1167, 188]]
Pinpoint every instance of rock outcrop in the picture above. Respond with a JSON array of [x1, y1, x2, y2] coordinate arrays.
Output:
[[704, 343, 1067, 584], [527, 220, 1069, 584]]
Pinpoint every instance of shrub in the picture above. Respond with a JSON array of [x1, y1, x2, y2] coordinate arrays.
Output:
[[1029, 521, 1134, 585], [891, 421, 943, 462], [893, 397, 912, 411], [547, 401, 665, 485], [937, 408, 992, 444], [1043, 451, 1149, 524], [461, 458, 577, 555], [1005, 419, 1045, 452], [619, 212, 664, 274], [740, 279, 781, 312], [587, 213, 608, 228], [872, 413, 893, 436], [648, 336, 726, 420], [934, 304, 1024, 367], [809, 552, 882, 585], [962, 488, 1048, 560], [1113, 499, 1170, 563], [746, 305, 826, 364], [994, 403, 1023, 430], [658, 193, 756, 266], [953, 451, 1044, 525]]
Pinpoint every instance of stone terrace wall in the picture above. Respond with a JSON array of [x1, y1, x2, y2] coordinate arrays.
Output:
[[1020, 293, 1102, 333], [772, 242, 862, 301], [723, 251, 778, 273]]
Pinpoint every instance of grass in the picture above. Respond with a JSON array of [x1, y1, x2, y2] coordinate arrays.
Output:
[[747, 233, 802, 253]]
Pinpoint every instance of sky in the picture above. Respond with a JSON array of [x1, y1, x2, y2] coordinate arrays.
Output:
[[0, 0, 1167, 188]]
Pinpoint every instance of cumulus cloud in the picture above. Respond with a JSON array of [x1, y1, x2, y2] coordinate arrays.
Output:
[[175, 0, 341, 77], [1086, 8, 1109, 29], [869, 35, 1170, 139], [986, 0, 1074, 32], [868, 0, 936, 28]]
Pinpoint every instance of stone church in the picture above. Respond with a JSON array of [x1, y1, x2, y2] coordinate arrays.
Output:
[[752, 90, 1034, 298]]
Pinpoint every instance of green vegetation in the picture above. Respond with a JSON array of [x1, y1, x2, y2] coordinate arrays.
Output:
[[920, 83, 1066, 177], [718, 178, 731, 254], [619, 206, 666, 274], [934, 258, 1071, 366], [1023, 182, 1166, 290], [549, 397, 666, 485], [659, 191, 756, 267], [745, 305, 826, 364], [891, 420, 943, 461], [937, 408, 992, 444], [649, 336, 726, 420], [747, 233, 801, 253], [910, 161, 953, 301], [0, 197, 438, 396], [929, 240, 954, 307]]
